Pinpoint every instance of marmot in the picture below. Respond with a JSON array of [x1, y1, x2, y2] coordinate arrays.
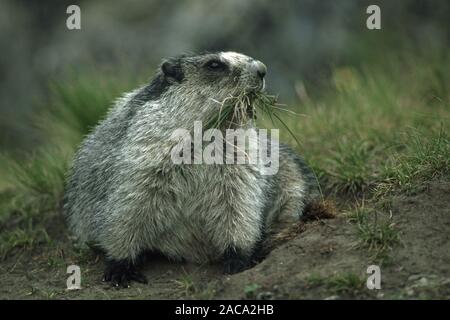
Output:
[[63, 52, 319, 287]]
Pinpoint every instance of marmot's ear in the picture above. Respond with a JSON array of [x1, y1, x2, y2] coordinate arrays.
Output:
[[161, 60, 184, 83]]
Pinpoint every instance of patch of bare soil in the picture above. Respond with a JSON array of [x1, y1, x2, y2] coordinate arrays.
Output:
[[0, 180, 449, 299]]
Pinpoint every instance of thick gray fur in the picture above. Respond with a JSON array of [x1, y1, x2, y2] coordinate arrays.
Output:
[[63, 52, 319, 265]]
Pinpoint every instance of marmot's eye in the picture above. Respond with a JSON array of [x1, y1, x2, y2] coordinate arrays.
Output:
[[205, 60, 226, 71]]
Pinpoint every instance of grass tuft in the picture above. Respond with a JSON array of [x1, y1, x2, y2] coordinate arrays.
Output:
[[346, 202, 399, 262], [266, 51, 449, 196], [306, 273, 365, 296], [376, 127, 450, 196]]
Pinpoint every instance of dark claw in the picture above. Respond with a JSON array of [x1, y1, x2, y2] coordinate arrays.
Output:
[[102, 259, 148, 288]]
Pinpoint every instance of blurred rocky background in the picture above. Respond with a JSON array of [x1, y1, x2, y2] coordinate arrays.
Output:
[[1, 0, 449, 150]]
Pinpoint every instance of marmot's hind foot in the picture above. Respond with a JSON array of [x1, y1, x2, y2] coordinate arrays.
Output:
[[102, 259, 148, 288]]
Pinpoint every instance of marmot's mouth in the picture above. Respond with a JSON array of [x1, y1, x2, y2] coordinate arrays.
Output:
[[246, 79, 265, 94], [207, 90, 271, 129]]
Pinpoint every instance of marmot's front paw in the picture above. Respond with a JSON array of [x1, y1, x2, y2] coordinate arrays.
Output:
[[102, 259, 148, 288]]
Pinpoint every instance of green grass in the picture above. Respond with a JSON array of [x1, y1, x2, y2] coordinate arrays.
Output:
[[0, 226, 50, 260], [0, 148, 68, 258], [306, 273, 366, 296], [264, 50, 449, 196], [172, 272, 196, 297], [0, 148, 68, 223], [38, 70, 144, 150], [345, 202, 399, 262], [375, 127, 449, 196], [244, 283, 261, 298], [172, 269, 217, 299]]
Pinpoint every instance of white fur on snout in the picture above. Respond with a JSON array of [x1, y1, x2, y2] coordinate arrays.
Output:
[[221, 52, 265, 91], [220, 52, 250, 66]]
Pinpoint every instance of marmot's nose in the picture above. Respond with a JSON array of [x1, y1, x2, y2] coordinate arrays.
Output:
[[251, 60, 267, 79]]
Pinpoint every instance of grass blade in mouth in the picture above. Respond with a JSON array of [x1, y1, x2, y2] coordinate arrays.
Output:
[[253, 92, 303, 147], [272, 112, 302, 147], [205, 90, 306, 151], [206, 91, 303, 148]]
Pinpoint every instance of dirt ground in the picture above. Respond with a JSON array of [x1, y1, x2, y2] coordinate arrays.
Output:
[[0, 179, 449, 300]]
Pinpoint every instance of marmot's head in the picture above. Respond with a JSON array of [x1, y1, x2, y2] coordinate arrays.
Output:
[[150, 52, 267, 128], [161, 51, 266, 94]]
